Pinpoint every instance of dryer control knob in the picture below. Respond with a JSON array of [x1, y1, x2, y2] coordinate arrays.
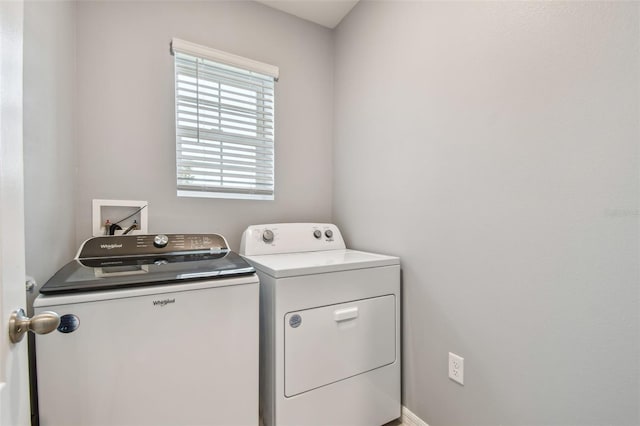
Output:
[[313, 230, 322, 239], [262, 230, 274, 243], [325, 229, 333, 239], [153, 234, 169, 248]]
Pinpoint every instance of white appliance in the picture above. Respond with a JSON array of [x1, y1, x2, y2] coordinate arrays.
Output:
[[34, 233, 259, 426], [239, 223, 401, 426]]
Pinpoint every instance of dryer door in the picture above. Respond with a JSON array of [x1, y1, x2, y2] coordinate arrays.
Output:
[[284, 294, 396, 397]]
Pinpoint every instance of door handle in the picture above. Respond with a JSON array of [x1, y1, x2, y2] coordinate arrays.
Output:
[[9, 308, 60, 343], [334, 307, 358, 322]]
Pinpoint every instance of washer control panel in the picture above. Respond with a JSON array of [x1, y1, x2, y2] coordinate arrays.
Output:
[[240, 223, 346, 256], [78, 234, 229, 259]]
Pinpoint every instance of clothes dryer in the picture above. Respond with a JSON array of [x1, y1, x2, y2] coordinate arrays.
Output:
[[240, 223, 401, 426]]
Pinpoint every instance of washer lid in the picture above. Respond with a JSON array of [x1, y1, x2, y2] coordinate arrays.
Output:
[[242, 249, 399, 278], [40, 251, 255, 295]]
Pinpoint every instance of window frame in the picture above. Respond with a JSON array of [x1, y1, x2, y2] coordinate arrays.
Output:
[[171, 39, 279, 200]]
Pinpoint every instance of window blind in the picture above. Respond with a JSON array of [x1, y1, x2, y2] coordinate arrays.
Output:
[[172, 40, 277, 200]]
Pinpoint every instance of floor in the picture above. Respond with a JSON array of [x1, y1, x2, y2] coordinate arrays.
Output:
[[259, 416, 404, 425]]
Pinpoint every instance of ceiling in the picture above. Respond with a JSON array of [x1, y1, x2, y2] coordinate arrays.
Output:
[[255, 0, 360, 29]]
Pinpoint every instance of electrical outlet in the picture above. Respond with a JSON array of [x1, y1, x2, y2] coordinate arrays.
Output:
[[448, 352, 464, 385]]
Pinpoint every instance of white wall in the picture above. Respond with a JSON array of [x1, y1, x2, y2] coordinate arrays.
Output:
[[74, 0, 334, 249], [334, 2, 639, 425]]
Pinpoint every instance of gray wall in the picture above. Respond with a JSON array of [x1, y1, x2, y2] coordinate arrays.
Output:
[[22, 2, 640, 424], [333, 2, 639, 425], [23, 2, 77, 423], [24, 0, 77, 300], [74, 1, 334, 250]]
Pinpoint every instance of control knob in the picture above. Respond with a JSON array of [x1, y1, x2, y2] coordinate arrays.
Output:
[[313, 230, 322, 239], [325, 229, 333, 239], [153, 234, 169, 248], [262, 229, 274, 243]]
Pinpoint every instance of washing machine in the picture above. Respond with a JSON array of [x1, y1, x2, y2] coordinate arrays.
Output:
[[34, 233, 259, 426], [239, 223, 401, 426]]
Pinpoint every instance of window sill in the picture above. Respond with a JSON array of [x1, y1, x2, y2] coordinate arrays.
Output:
[[177, 189, 274, 201]]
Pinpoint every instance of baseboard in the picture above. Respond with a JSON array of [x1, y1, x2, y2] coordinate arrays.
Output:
[[401, 406, 428, 426]]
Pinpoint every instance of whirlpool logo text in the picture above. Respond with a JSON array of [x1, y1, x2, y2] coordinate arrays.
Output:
[[152, 298, 176, 307], [100, 243, 123, 250]]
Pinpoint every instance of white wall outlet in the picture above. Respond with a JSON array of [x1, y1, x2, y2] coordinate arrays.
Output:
[[448, 352, 464, 385]]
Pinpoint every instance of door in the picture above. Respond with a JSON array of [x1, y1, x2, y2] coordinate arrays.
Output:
[[0, 0, 30, 424], [284, 295, 396, 397]]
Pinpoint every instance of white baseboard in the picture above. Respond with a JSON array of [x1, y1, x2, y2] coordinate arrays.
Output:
[[401, 406, 428, 426]]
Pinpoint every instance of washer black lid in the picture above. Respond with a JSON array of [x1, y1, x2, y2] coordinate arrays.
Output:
[[39, 234, 255, 295]]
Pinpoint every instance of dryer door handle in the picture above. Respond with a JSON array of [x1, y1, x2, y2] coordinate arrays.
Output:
[[334, 307, 358, 322]]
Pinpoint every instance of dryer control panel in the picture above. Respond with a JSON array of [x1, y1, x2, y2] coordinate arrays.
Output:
[[240, 223, 346, 256]]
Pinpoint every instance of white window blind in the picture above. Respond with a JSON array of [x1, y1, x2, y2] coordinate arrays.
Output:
[[171, 39, 278, 200]]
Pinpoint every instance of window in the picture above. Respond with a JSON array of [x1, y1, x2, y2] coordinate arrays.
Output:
[[171, 39, 278, 200]]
